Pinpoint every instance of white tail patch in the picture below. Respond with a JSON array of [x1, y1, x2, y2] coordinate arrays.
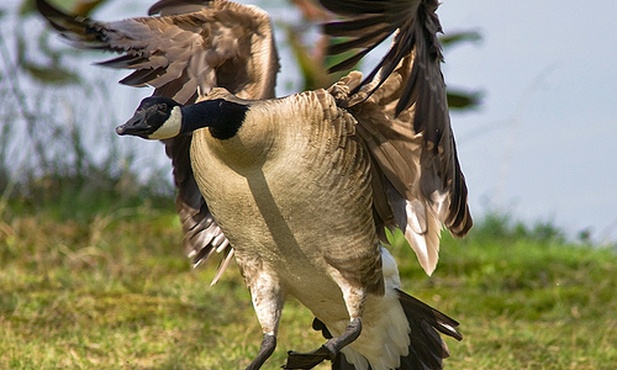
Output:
[[332, 248, 410, 370]]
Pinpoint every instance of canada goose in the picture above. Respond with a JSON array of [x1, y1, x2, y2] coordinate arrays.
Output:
[[37, 0, 472, 369]]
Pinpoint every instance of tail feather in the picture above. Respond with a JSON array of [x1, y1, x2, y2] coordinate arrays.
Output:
[[312, 290, 461, 370], [397, 289, 462, 370], [333, 354, 364, 370]]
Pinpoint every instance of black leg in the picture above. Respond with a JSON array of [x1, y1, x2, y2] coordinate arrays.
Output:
[[284, 318, 362, 369], [246, 333, 277, 370]]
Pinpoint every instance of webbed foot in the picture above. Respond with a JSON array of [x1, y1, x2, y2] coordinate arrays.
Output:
[[283, 345, 334, 369]]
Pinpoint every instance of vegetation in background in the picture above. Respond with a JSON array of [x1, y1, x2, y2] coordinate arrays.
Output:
[[1, 198, 615, 369], [2, 1, 615, 369], [1, 0, 174, 219], [2, 0, 481, 210]]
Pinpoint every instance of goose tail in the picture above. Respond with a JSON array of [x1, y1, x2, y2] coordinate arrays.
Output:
[[394, 289, 462, 370], [314, 290, 461, 370]]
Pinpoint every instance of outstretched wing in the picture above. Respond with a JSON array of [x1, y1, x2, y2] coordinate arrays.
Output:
[[36, 0, 278, 102], [321, 0, 443, 117], [329, 25, 472, 276], [36, 0, 279, 283]]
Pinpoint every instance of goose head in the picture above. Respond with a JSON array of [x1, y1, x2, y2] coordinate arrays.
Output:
[[117, 96, 249, 140], [116, 97, 183, 140]]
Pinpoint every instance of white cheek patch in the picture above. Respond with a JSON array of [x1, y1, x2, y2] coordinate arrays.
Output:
[[149, 106, 182, 139]]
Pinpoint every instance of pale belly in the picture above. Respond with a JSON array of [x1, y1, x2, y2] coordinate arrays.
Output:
[[190, 131, 379, 319]]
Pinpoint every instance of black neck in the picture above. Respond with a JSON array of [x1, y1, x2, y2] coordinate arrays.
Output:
[[181, 99, 249, 140]]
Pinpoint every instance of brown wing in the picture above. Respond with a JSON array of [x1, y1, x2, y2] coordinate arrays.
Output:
[[320, 0, 443, 117], [148, 0, 214, 16], [36, 0, 278, 102], [329, 38, 472, 276], [36, 0, 279, 283]]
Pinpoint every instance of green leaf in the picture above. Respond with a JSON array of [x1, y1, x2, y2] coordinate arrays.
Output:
[[20, 0, 108, 17], [447, 88, 483, 110], [21, 62, 81, 84], [440, 30, 482, 49], [15, 26, 82, 85]]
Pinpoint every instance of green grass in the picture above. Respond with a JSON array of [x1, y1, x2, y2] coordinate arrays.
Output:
[[1, 200, 616, 369]]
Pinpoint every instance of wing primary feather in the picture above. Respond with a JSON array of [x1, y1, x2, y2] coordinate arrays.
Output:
[[119, 67, 167, 86], [327, 47, 373, 74], [323, 15, 390, 36], [97, 54, 149, 68], [319, 0, 389, 14], [327, 24, 393, 55], [148, 0, 211, 16], [210, 249, 235, 286]]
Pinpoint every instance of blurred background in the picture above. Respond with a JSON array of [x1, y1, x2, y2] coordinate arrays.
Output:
[[1, 1, 616, 369], [2, 0, 615, 244]]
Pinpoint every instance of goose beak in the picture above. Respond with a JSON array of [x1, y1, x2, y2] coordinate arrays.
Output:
[[116, 111, 151, 138]]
